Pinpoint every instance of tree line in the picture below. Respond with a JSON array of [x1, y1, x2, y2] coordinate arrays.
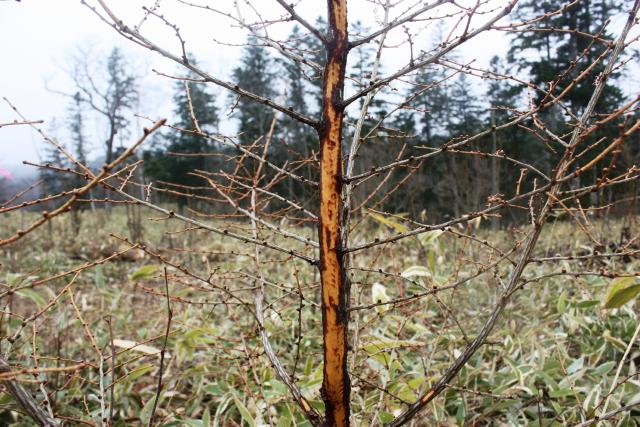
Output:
[[40, 0, 638, 226]]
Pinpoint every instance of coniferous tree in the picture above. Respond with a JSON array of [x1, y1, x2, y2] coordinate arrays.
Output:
[[277, 26, 320, 207], [384, 69, 437, 216], [232, 38, 277, 145], [67, 92, 92, 224], [102, 48, 139, 164], [406, 49, 459, 219], [347, 20, 388, 129], [69, 92, 88, 167], [483, 56, 535, 224], [508, 0, 624, 114], [412, 66, 446, 146], [450, 74, 482, 137], [348, 21, 375, 95], [40, 130, 69, 210], [508, 0, 628, 206], [436, 73, 485, 217], [301, 17, 327, 110], [144, 61, 219, 208]]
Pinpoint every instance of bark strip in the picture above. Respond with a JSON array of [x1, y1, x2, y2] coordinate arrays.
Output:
[[318, 1, 350, 426]]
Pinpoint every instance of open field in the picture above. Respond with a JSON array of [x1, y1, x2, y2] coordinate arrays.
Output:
[[2, 0, 639, 425], [1, 208, 639, 426]]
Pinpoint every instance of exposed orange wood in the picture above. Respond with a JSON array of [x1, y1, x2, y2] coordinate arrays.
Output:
[[318, 1, 350, 426]]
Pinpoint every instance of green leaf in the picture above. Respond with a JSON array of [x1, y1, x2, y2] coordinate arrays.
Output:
[[456, 401, 466, 425], [368, 211, 409, 233], [126, 364, 154, 382], [140, 392, 163, 425], [576, 300, 599, 309], [407, 376, 425, 390], [5, 273, 21, 286], [427, 249, 436, 273], [557, 292, 567, 314], [113, 339, 167, 357], [363, 339, 424, 355], [95, 266, 105, 289], [233, 395, 255, 427], [593, 361, 616, 375], [201, 406, 211, 426], [184, 327, 218, 340], [276, 405, 293, 427], [603, 277, 640, 309], [603, 330, 627, 351], [379, 412, 394, 424], [213, 395, 232, 426], [484, 399, 522, 414], [130, 265, 159, 282], [204, 381, 229, 396], [401, 266, 431, 278], [582, 385, 601, 413], [420, 229, 444, 245], [0, 393, 14, 405], [304, 356, 313, 376], [549, 388, 574, 398], [15, 289, 47, 308], [567, 357, 584, 374], [263, 380, 288, 399]]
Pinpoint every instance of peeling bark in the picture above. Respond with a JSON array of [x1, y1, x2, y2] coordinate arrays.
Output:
[[318, 1, 350, 426]]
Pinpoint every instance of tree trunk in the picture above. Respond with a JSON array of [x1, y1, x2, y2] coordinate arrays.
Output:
[[318, 1, 350, 425]]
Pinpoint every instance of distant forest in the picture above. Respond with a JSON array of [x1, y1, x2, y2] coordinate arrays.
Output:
[[31, 0, 639, 225]]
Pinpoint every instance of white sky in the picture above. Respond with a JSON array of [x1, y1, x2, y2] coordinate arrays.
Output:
[[0, 0, 635, 177]]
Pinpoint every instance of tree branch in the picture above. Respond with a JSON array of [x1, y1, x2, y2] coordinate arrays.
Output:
[[343, 0, 517, 107], [274, 0, 328, 44], [387, 1, 640, 423], [0, 358, 58, 427], [349, 0, 449, 48], [86, 0, 319, 128]]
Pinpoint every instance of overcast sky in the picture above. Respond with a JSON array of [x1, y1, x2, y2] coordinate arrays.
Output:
[[0, 0, 235, 173], [0, 0, 636, 177]]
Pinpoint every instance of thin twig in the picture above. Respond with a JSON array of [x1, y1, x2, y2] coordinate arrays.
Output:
[[148, 267, 173, 427]]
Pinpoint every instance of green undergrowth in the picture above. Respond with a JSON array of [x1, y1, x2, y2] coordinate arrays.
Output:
[[0, 208, 638, 426]]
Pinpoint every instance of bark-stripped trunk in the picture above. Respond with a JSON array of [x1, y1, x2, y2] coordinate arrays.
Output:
[[318, 1, 350, 426]]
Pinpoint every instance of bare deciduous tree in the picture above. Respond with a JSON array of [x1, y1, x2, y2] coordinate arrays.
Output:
[[70, 46, 139, 164], [1, 0, 639, 426]]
